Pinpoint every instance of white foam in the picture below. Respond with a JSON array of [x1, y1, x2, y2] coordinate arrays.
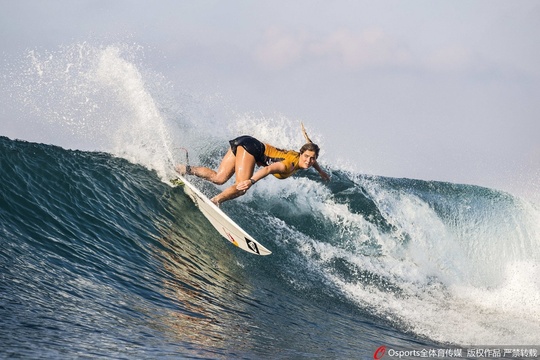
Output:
[[253, 171, 540, 344], [298, 177, 540, 345]]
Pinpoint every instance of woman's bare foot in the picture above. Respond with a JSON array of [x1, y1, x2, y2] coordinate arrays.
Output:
[[175, 164, 187, 175]]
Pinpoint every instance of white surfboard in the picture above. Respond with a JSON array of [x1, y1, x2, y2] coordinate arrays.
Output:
[[171, 175, 272, 256]]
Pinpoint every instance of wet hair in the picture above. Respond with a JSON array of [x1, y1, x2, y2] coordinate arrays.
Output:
[[299, 142, 320, 158]]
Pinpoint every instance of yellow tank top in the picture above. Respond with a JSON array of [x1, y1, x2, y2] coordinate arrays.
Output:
[[262, 144, 300, 179]]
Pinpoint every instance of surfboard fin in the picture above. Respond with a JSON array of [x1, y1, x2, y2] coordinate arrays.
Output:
[[170, 178, 185, 186]]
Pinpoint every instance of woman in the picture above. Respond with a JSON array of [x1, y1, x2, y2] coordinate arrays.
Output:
[[175, 124, 330, 205]]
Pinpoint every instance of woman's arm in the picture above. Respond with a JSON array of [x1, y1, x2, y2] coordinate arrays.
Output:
[[313, 161, 330, 182], [236, 162, 287, 191]]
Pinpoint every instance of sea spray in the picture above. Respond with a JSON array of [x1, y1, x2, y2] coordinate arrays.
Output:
[[93, 46, 175, 177], [7, 43, 181, 179]]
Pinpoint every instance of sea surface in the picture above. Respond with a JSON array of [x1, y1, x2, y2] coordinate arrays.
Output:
[[1, 44, 540, 359]]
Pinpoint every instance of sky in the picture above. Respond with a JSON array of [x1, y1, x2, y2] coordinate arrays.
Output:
[[1, 0, 539, 202]]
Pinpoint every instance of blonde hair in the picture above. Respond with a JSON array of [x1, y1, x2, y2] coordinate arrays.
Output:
[[300, 122, 320, 158]]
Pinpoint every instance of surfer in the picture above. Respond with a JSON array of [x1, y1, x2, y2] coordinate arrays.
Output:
[[175, 123, 330, 205]]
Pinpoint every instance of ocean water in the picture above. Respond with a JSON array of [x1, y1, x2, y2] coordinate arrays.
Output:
[[1, 44, 540, 359]]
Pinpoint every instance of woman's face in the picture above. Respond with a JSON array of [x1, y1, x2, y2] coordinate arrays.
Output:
[[299, 150, 317, 169]]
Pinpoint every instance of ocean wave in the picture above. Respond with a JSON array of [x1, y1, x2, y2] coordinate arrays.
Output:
[[2, 42, 539, 357]]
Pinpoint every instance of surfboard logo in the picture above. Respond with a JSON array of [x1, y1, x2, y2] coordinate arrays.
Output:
[[224, 229, 239, 247], [245, 238, 260, 254]]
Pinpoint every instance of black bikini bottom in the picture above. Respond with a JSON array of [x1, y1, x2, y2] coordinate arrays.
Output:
[[229, 136, 266, 164]]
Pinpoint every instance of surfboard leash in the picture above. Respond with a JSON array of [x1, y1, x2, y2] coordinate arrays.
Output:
[[175, 147, 192, 174]]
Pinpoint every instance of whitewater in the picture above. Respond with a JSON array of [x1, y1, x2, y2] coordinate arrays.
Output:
[[1, 43, 539, 359]]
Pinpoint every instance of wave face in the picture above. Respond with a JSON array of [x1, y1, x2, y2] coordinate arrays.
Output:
[[1, 43, 540, 358]]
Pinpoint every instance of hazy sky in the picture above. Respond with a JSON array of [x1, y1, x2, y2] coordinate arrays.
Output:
[[1, 0, 539, 202]]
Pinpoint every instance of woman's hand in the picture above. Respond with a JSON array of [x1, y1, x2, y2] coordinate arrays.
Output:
[[236, 179, 254, 191], [319, 170, 331, 182], [313, 161, 330, 182]]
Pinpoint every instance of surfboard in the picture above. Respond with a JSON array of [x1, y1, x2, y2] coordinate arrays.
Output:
[[171, 175, 272, 256]]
